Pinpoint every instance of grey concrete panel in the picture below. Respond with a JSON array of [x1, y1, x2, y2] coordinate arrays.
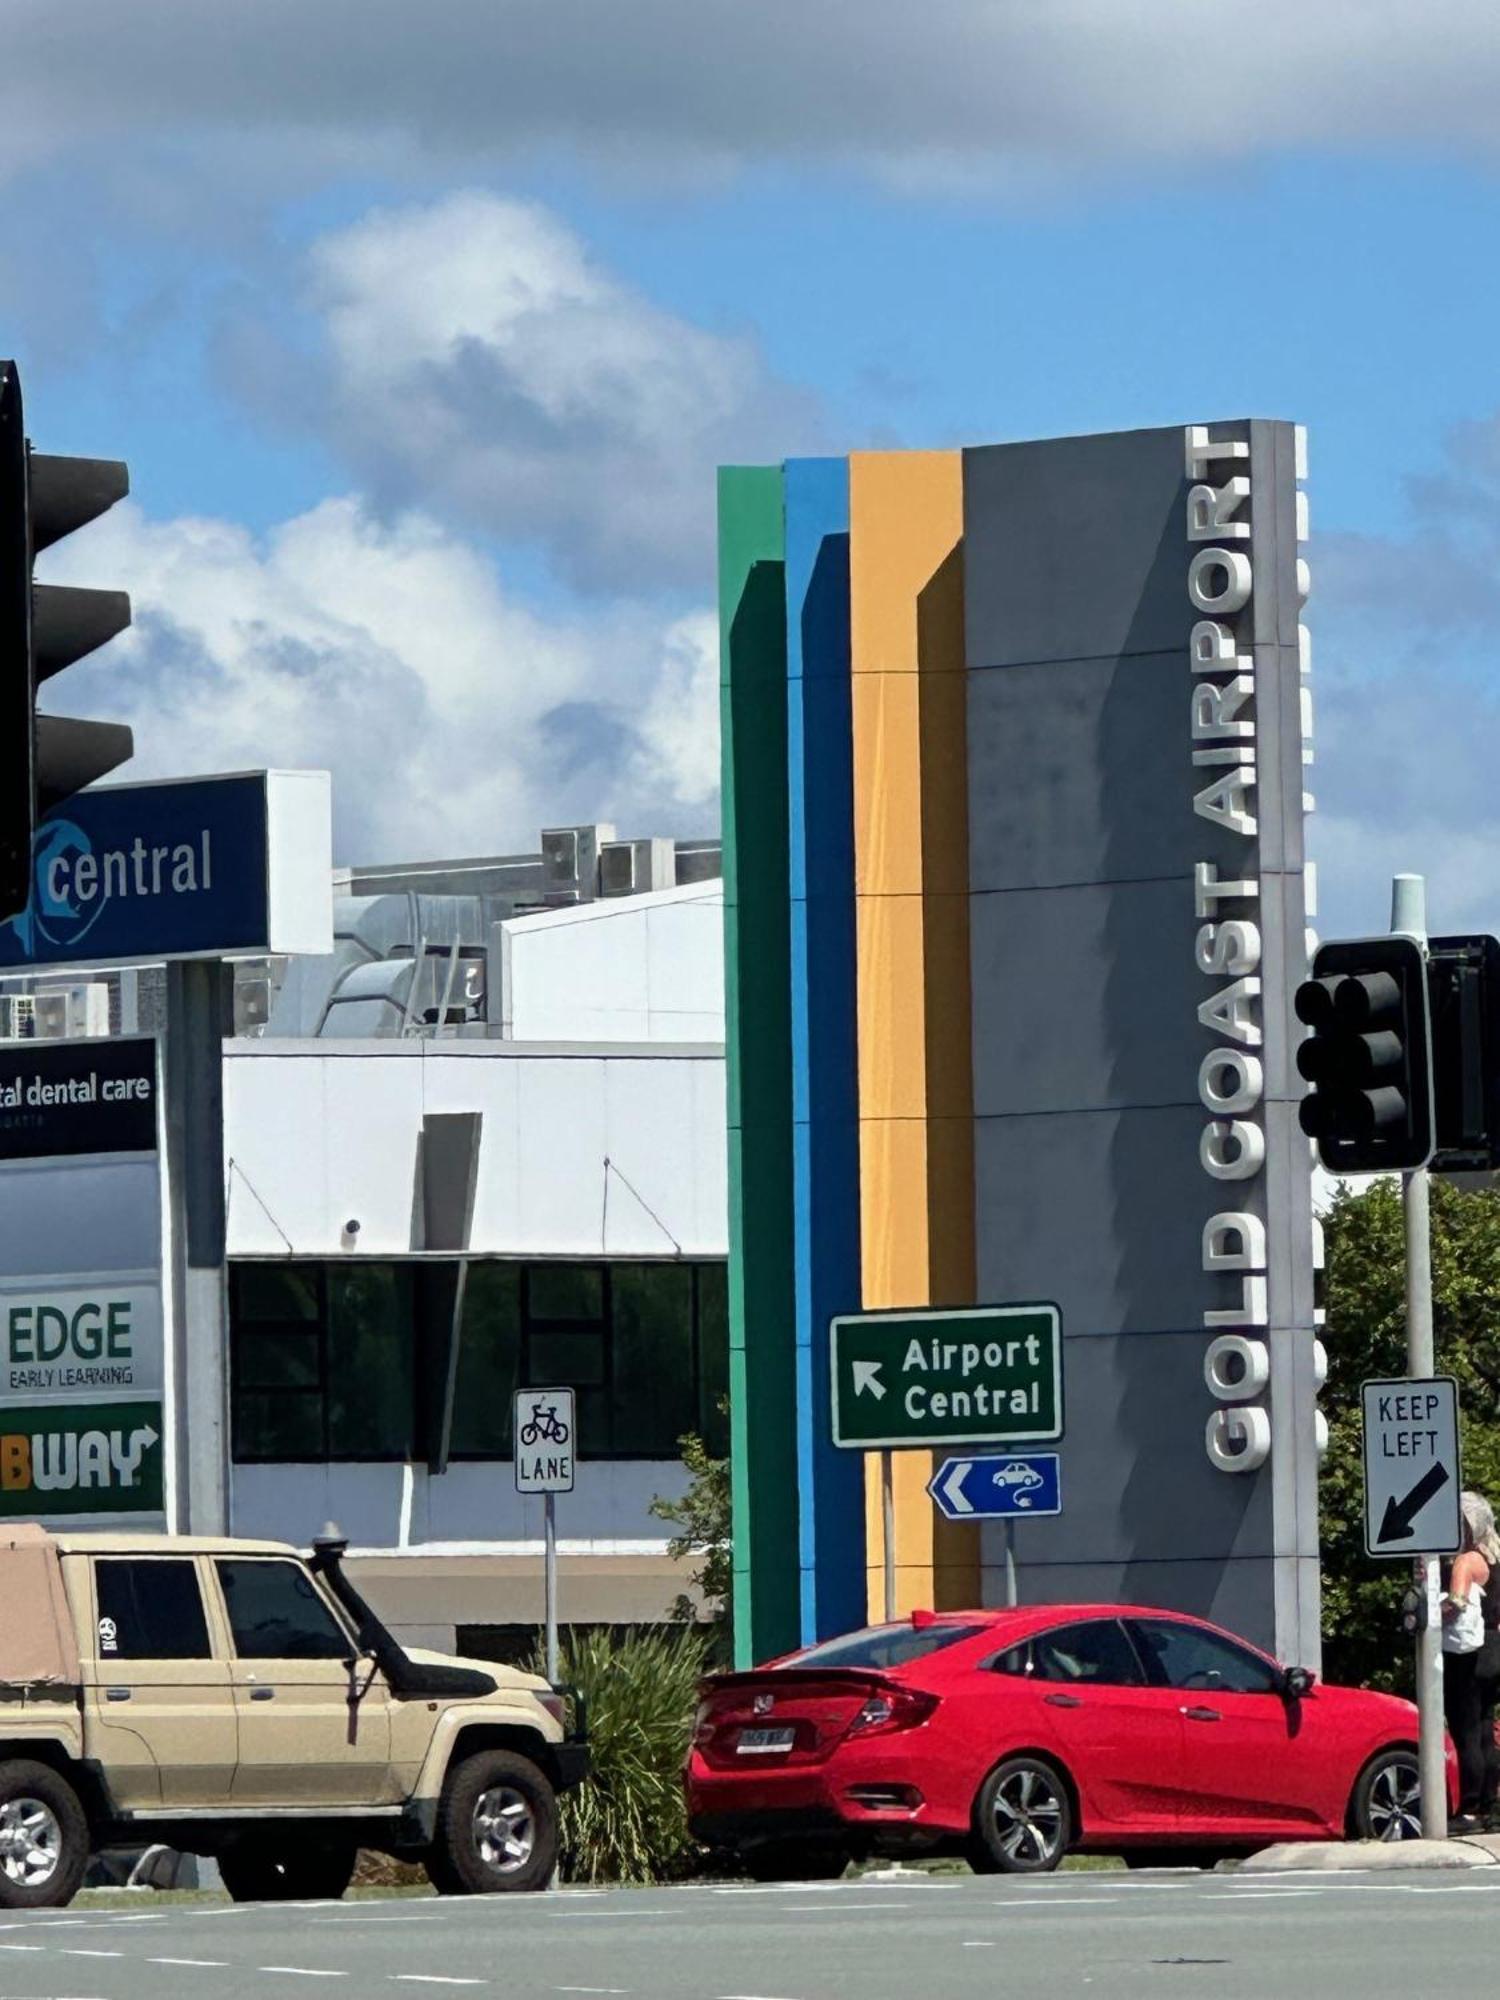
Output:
[[964, 426, 1195, 668], [973, 878, 1266, 1118], [973, 1105, 1267, 1338], [975, 1328, 1274, 1569], [965, 652, 1256, 894], [0, 1157, 160, 1275], [977, 1550, 1286, 1655]]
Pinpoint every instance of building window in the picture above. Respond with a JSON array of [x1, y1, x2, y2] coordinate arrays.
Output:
[[230, 1258, 729, 1465]]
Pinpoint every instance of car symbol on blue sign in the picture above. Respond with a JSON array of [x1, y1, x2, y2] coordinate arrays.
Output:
[[927, 1452, 1062, 1521]]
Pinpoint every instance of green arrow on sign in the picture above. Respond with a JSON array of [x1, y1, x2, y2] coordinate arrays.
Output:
[[830, 1304, 1063, 1450]]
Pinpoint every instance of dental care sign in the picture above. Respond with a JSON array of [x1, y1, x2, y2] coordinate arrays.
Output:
[[0, 769, 333, 971]]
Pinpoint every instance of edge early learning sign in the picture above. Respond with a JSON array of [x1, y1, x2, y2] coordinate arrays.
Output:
[[830, 1304, 1063, 1450]]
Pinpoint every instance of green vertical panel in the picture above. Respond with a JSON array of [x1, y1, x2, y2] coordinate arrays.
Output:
[[719, 464, 799, 1666]]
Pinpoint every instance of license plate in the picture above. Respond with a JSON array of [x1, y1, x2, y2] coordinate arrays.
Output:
[[737, 1726, 795, 1754]]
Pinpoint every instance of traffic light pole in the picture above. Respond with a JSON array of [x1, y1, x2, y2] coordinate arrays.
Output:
[[1392, 872, 1447, 1839]]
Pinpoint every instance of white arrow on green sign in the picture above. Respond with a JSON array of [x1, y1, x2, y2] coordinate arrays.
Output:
[[829, 1304, 1063, 1450]]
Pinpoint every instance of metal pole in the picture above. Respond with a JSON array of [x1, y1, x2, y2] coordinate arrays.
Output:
[[1393, 872, 1447, 1839], [881, 1450, 896, 1622], [544, 1489, 559, 1684], [1004, 1519, 1018, 1608]]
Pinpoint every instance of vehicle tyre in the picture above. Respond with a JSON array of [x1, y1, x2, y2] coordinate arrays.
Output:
[[1350, 1747, 1423, 1843], [0, 1760, 89, 1909], [742, 1843, 848, 1883], [218, 1837, 357, 1902], [1122, 1848, 1227, 1871], [969, 1755, 1072, 1874], [426, 1750, 558, 1895]]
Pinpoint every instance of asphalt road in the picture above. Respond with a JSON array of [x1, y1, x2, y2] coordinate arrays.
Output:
[[0, 1866, 1494, 2000]]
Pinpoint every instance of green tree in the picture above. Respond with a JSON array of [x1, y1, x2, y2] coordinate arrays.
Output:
[[650, 1410, 731, 1649], [1321, 1176, 1500, 1690]]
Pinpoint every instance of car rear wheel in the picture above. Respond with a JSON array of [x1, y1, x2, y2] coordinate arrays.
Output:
[[426, 1749, 558, 1894], [970, 1755, 1072, 1874], [218, 1837, 357, 1902], [1351, 1748, 1423, 1843], [0, 1761, 88, 1909], [742, 1842, 849, 1883]]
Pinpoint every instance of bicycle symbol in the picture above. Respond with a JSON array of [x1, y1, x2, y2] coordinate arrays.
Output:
[[520, 1403, 571, 1448]]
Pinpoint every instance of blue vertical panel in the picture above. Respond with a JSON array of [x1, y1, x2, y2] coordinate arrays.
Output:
[[785, 457, 865, 1642]]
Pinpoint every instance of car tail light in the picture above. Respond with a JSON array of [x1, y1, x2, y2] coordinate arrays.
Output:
[[847, 1686, 938, 1737]]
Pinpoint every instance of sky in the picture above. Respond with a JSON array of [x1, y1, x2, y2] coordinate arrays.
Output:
[[5, 1, 1500, 938]]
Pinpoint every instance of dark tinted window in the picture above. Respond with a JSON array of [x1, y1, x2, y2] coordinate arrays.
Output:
[[216, 1559, 350, 1661], [94, 1559, 211, 1661], [789, 1623, 983, 1671], [1030, 1620, 1144, 1686], [1131, 1620, 1280, 1695]]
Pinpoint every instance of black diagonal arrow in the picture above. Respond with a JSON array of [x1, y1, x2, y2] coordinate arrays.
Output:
[[1378, 1462, 1451, 1544]]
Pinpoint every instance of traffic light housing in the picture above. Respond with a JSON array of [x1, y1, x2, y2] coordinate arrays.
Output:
[[1428, 934, 1500, 1172], [1295, 936, 1434, 1172], [0, 359, 133, 921]]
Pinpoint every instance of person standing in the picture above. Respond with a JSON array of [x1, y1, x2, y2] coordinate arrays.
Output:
[[1442, 1492, 1495, 1832], [1466, 1492, 1500, 1826]]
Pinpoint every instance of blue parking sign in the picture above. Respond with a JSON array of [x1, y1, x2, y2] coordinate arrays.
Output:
[[927, 1451, 1062, 1522]]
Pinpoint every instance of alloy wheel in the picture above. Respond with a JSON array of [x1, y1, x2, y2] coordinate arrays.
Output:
[[472, 1785, 536, 1873], [990, 1763, 1066, 1865], [0, 1798, 61, 1888], [1366, 1758, 1422, 1841]]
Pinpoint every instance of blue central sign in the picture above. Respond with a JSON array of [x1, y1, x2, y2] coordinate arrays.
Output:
[[0, 771, 331, 971], [927, 1451, 1062, 1522]]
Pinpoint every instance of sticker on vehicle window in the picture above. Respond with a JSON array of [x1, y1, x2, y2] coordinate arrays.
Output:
[[97, 1616, 118, 1654]]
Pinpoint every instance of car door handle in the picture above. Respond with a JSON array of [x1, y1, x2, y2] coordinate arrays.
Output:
[[105, 1688, 131, 1702], [1043, 1692, 1084, 1708], [249, 1687, 276, 1701], [1182, 1705, 1221, 1722]]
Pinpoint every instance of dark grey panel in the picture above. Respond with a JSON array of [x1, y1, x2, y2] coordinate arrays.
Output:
[[965, 651, 1255, 893], [418, 1112, 483, 1252], [978, 1551, 1285, 1654], [964, 427, 1196, 667], [980, 1329, 1273, 1568], [973, 1105, 1270, 1338], [971, 878, 1300, 1119]]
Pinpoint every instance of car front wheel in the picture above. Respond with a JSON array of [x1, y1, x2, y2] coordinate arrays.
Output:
[[969, 1755, 1072, 1874], [1351, 1748, 1423, 1843], [427, 1750, 558, 1894]]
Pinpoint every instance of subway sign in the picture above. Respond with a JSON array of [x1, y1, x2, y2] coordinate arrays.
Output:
[[0, 1399, 163, 1515]]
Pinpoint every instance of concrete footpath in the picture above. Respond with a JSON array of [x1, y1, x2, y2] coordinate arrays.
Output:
[[1243, 1833, 1500, 1871]]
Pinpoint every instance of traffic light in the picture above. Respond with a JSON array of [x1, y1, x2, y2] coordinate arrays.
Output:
[[1295, 936, 1434, 1172], [0, 359, 133, 920], [1427, 934, 1500, 1171]]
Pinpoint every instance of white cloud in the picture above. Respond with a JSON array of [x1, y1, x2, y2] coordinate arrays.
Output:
[[3, 2, 1499, 191], [45, 498, 720, 863], [286, 191, 816, 590]]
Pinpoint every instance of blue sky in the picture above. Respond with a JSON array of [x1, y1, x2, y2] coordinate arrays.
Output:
[[5, 2, 1500, 935]]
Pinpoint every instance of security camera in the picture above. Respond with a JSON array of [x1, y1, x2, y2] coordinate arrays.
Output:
[[343, 1218, 361, 1239]]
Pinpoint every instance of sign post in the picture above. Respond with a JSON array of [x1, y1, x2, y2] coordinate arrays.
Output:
[[1390, 872, 1449, 1839], [514, 1387, 575, 1683]]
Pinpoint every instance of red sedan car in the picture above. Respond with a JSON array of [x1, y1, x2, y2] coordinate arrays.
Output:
[[687, 1605, 1453, 1877]]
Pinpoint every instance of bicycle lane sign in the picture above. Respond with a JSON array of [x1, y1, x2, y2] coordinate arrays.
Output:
[[514, 1386, 575, 1493]]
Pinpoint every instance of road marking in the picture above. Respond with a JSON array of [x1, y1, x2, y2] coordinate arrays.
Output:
[[554, 1988, 631, 1995], [0, 1942, 45, 1951], [391, 1978, 485, 1987], [1205, 1889, 1320, 1899], [778, 1901, 913, 1913], [61, 1949, 124, 1959], [991, 1895, 1122, 1908], [151, 1957, 230, 1967], [962, 1942, 997, 1949], [259, 1968, 349, 1978]]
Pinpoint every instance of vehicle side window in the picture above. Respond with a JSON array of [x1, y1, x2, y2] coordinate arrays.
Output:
[[1030, 1620, 1144, 1686], [991, 1644, 1031, 1676], [216, 1559, 350, 1661], [1131, 1620, 1281, 1695], [94, 1559, 211, 1661]]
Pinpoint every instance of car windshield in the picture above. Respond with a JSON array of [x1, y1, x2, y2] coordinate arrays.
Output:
[[783, 1622, 985, 1671]]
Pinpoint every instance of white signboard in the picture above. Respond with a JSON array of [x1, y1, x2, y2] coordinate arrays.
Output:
[[0, 1276, 162, 1402], [514, 1387, 575, 1494], [1362, 1376, 1462, 1559]]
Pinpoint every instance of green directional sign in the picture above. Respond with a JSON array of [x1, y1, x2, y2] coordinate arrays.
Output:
[[830, 1304, 1062, 1450]]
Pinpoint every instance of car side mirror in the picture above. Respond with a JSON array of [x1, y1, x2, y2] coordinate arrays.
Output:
[[1283, 1666, 1316, 1699]]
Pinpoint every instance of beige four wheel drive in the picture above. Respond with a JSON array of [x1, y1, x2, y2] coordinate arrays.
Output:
[[0, 1523, 589, 1907]]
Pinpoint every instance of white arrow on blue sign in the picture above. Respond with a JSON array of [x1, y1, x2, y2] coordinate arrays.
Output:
[[927, 1452, 1062, 1522]]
